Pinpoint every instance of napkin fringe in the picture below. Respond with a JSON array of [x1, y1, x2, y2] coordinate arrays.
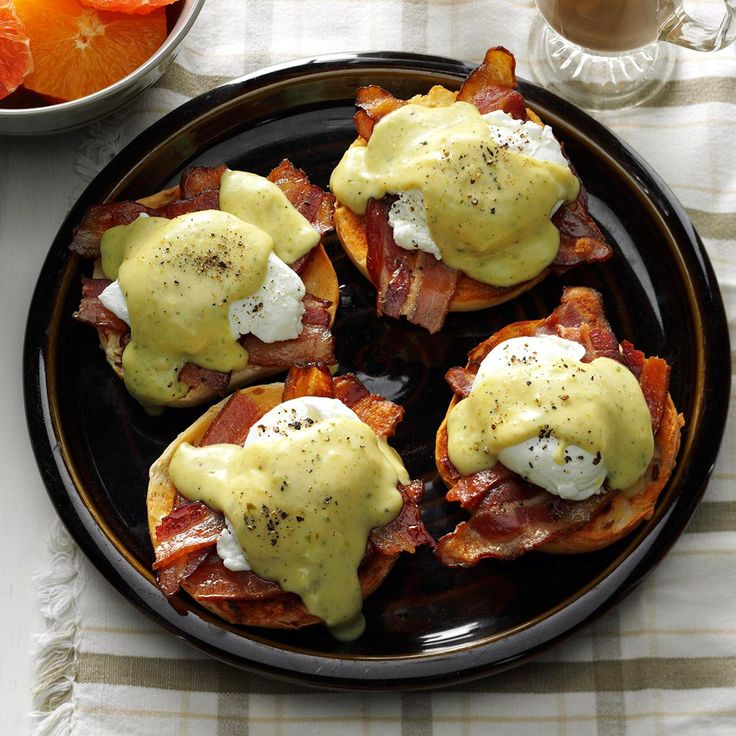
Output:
[[31, 522, 83, 736]]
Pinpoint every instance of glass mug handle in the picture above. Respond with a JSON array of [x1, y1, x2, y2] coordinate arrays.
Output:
[[661, 0, 736, 52]]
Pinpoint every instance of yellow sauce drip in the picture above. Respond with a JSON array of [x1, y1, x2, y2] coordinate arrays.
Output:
[[219, 170, 319, 264], [168, 413, 408, 640], [330, 101, 580, 286], [98, 170, 321, 409], [447, 341, 654, 490]]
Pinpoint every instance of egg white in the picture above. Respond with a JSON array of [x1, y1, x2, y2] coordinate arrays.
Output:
[[475, 335, 609, 501]]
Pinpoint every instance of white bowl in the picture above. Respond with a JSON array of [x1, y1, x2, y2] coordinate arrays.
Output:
[[0, 0, 205, 136]]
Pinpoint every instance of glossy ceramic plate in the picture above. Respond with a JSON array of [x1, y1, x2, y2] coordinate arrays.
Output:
[[24, 52, 730, 690]]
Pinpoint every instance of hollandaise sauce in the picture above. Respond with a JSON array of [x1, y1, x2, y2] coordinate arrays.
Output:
[[447, 336, 654, 492], [168, 411, 407, 641], [98, 171, 319, 409], [330, 101, 580, 286]]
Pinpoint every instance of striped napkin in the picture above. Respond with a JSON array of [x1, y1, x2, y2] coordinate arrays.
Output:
[[32, 1, 736, 734]]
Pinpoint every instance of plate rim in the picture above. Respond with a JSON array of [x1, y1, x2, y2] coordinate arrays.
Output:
[[23, 50, 732, 690]]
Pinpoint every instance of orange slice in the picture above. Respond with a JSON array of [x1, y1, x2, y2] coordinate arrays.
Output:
[[80, 0, 178, 14], [13, 0, 167, 101], [0, 0, 33, 100]]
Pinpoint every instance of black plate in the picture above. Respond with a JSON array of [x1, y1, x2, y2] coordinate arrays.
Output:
[[24, 52, 731, 689]]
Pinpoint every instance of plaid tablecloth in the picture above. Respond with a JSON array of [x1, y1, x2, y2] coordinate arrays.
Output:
[[30, 1, 736, 734]]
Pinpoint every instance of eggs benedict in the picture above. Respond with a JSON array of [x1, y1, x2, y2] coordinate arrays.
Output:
[[147, 365, 433, 639], [435, 287, 684, 563], [72, 160, 338, 409], [330, 47, 612, 333]]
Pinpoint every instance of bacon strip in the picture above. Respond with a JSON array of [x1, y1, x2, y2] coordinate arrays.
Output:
[[552, 193, 613, 269], [178, 363, 231, 397], [370, 481, 435, 555], [181, 551, 283, 600], [73, 277, 129, 333], [179, 164, 227, 198], [437, 467, 616, 565], [199, 390, 266, 447], [242, 324, 335, 368], [354, 85, 406, 139], [267, 159, 335, 235], [437, 287, 671, 565], [445, 366, 475, 399], [71, 202, 154, 259], [457, 47, 527, 120], [365, 198, 458, 333], [153, 502, 225, 593], [282, 364, 334, 401], [333, 374, 370, 407]]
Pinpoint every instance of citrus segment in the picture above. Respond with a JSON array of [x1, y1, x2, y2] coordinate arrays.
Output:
[[13, 0, 166, 101], [0, 0, 33, 100], [80, 0, 178, 14]]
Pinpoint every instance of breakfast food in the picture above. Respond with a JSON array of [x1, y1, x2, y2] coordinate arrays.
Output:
[[11, 0, 167, 102], [72, 160, 338, 410], [435, 287, 684, 563], [148, 364, 433, 640], [0, 0, 33, 100], [330, 47, 612, 333]]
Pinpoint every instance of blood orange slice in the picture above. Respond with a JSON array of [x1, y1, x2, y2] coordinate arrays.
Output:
[[13, 0, 167, 102], [80, 0, 178, 14], [0, 0, 33, 100]]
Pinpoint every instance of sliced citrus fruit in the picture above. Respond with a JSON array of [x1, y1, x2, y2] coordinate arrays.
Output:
[[80, 0, 178, 14], [13, 0, 167, 102], [0, 0, 33, 100]]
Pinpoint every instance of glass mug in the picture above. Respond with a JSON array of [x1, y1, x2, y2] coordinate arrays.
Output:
[[528, 0, 736, 109]]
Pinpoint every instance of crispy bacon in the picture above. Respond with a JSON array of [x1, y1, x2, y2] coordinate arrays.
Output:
[[242, 324, 335, 368], [437, 287, 671, 564], [354, 85, 406, 139], [178, 363, 231, 396], [157, 550, 210, 597], [282, 364, 334, 401], [552, 192, 613, 269], [437, 466, 616, 565], [181, 551, 283, 600], [445, 366, 475, 399], [406, 251, 458, 334], [267, 159, 335, 235], [70, 201, 153, 259], [157, 189, 220, 219], [73, 277, 129, 333], [351, 393, 405, 438], [638, 355, 670, 433], [301, 293, 332, 327], [370, 481, 435, 554], [365, 198, 457, 333], [365, 197, 415, 319], [457, 47, 527, 120], [199, 390, 266, 447], [153, 502, 225, 593], [179, 164, 227, 198], [333, 374, 370, 407], [153, 368, 432, 599]]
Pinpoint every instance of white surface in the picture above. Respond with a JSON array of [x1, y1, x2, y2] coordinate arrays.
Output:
[[0, 129, 86, 735]]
